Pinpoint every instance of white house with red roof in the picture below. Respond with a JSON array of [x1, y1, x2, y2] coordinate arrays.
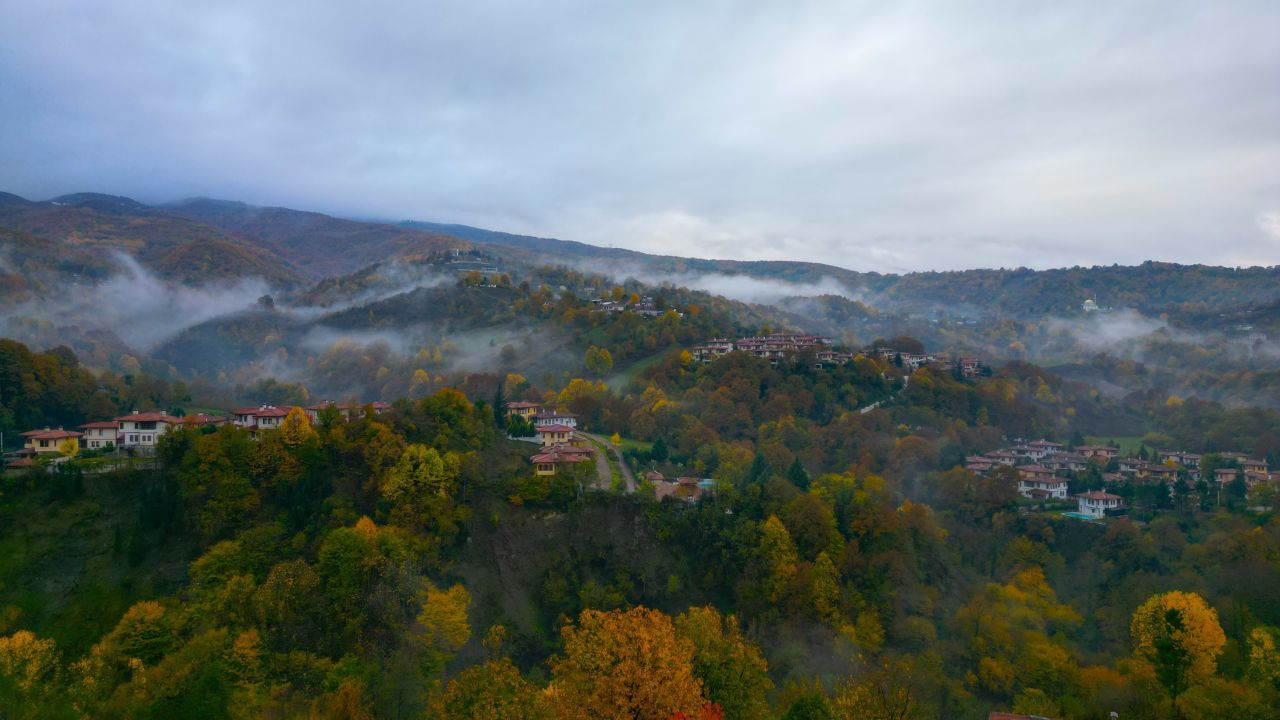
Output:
[[1017, 465, 1067, 499], [1076, 490, 1124, 518], [78, 420, 120, 449], [534, 411, 578, 429], [536, 423, 575, 446], [529, 443, 593, 476], [115, 411, 181, 449], [20, 428, 84, 455]]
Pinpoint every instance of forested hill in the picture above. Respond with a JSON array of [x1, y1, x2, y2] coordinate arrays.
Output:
[[0, 193, 303, 294], [5, 189, 1277, 320], [166, 199, 465, 280]]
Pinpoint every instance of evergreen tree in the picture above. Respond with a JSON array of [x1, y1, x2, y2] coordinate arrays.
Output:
[[786, 457, 810, 490]]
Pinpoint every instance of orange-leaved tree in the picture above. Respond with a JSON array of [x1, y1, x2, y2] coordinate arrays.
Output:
[[550, 607, 704, 720]]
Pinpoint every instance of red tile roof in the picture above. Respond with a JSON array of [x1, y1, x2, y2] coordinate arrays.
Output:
[[1077, 491, 1123, 501], [537, 424, 575, 434], [78, 421, 120, 430], [20, 428, 84, 440], [114, 412, 181, 423], [253, 407, 290, 418], [506, 401, 542, 409]]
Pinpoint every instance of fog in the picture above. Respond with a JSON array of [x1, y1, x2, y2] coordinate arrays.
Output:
[[0, 253, 270, 350], [608, 266, 857, 305]]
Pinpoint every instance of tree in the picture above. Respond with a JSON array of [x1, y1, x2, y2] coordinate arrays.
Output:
[[610, 432, 621, 445], [651, 437, 670, 462], [383, 444, 460, 506], [550, 607, 704, 720], [675, 607, 772, 720], [0, 630, 58, 694], [278, 406, 317, 446], [1130, 591, 1226, 700], [435, 656, 550, 720], [584, 346, 614, 376], [787, 457, 811, 490], [417, 582, 471, 675]]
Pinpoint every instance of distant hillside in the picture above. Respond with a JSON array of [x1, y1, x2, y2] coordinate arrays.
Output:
[[169, 199, 467, 280], [402, 220, 872, 288], [406, 221, 1280, 320], [0, 193, 302, 292]]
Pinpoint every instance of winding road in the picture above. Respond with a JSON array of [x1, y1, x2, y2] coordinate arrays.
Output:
[[577, 431, 637, 492]]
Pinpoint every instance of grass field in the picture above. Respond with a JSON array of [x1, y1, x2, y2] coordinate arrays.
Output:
[[1085, 436, 1145, 455], [604, 352, 670, 391]]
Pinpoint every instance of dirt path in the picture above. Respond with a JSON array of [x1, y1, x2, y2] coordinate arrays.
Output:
[[577, 431, 637, 492]]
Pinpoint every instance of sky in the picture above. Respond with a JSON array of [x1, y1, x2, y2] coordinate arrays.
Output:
[[2, 1, 1279, 273]]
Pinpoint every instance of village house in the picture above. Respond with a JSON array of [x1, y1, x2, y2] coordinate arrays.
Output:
[[529, 443, 592, 476], [20, 428, 83, 455], [1244, 470, 1275, 488], [1017, 440, 1064, 461], [179, 413, 228, 430], [536, 423, 575, 446], [1214, 467, 1241, 485], [505, 400, 542, 420], [304, 400, 390, 423], [115, 411, 181, 449], [534, 411, 578, 429], [1076, 445, 1118, 460], [1017, 465, 1068, 499], [1076, 490, 1124, 519], [957, 356, 981, 377], [1042, 451, 1087, 472], [253, 407, 290, 430], [965, 455, 994, 474], [652, 475, 716, 503], [1240, 457, 1269, 474], [1117, 458, 1144, 475], [1141, 463, 1177, 482], [78, 421, 119, 449], [984, 450, 1019, 466]]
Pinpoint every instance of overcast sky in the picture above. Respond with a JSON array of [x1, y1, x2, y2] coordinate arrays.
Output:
[[2, 1, 1278, 272]]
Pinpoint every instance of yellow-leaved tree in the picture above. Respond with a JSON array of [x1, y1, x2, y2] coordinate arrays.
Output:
[[550, 607, 704, 720], [1130, 590, 1226, 701], [279, 406, 317, 446], [0, 630, 59, 692], [417, 582, 471, 676]]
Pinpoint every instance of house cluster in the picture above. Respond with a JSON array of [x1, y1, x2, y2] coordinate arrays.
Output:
[[505, 400, 593, 477], [963, 439, 1277, 519], [589, 295, 675, 318], [690, 334, 982, 377], [7, 400, 391, 469], [871, 347, 981, 377], [643, 470, 716, 503], [691, 334, 836, 363]]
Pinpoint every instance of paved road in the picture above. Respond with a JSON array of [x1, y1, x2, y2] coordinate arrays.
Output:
[[577, 431, 637, 492]]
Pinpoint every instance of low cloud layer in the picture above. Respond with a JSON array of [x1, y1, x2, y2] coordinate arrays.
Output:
[[629, 270, 855, 306], [1, 253, 269, 350]]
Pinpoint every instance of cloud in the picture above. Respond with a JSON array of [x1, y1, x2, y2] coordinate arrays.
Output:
[[1, 2, 1278, 271], [1, 253, 269, 350], [639, 270, 854, 306]]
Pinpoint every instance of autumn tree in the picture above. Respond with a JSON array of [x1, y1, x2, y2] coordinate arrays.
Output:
[[435, 655, 550, 720], [417, 582, 471, 676], [584, 346, 614, 376], [279, 405, 317, 445], [675, 606, 772, 720], [1130, 591, 1226, 700], [550, 607, 704, 720]]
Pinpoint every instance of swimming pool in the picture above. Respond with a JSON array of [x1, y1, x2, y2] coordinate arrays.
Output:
[[1061, 511, 1099, 521]]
